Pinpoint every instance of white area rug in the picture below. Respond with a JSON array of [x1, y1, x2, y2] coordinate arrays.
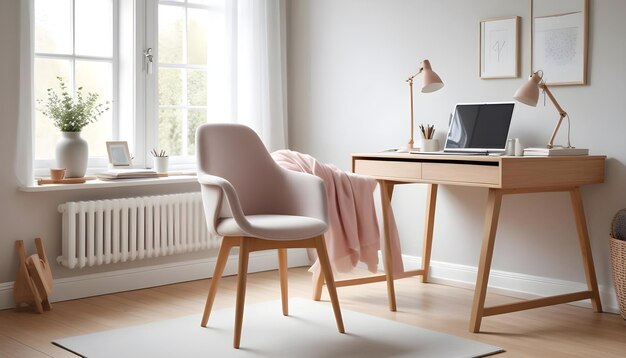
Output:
[[53, 298, 504, 358]]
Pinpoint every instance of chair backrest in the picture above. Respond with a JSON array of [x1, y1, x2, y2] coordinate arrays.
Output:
[[196, 123, 291, 216]]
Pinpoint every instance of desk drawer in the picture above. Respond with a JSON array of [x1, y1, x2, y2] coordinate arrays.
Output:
[[422, 163, 500, 185], [354, 160, 422, 180]]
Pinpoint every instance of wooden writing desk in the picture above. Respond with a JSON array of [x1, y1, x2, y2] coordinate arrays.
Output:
[[348, 153, 605, 332]]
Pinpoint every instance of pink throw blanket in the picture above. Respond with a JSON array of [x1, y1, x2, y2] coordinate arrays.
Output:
[[272, 150, 403, 274]]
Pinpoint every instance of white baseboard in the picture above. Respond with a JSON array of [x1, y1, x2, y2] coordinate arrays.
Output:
[[2, 250, 620, 315], [0, 249, 310, 310], [393, 254, 620, 314]]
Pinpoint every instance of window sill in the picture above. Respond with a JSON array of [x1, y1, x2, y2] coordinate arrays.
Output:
[[20, 174, 199, 192]]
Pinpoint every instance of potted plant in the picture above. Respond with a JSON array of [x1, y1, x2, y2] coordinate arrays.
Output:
[[38, 77, 109, 178]]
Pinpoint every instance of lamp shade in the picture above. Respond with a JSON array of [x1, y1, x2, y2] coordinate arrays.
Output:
[[421, 59, 444, 93], [513, 72, 542, 107]]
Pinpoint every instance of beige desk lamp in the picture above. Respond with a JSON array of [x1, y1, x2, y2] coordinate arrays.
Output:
[[405, 59, 444, 151], [513, 71, 577, 151]]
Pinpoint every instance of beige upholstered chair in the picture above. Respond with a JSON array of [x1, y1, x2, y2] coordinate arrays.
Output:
[[196, 123, 345, 348]]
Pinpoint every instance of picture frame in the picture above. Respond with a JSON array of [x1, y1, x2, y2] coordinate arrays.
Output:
[[480, 16, 520, 79], [106, 141, 132, 167], [531, 0, 589, 86]]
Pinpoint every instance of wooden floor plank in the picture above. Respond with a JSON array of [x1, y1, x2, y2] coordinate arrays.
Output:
[[0, 335, 52, 358], [0, 267, 625, 357]]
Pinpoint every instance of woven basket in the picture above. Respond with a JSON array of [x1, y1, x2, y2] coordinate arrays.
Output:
[[610, 235, 626, 320]]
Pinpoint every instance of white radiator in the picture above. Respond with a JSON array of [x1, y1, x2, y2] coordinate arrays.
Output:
[[57, 192, 218, 269]]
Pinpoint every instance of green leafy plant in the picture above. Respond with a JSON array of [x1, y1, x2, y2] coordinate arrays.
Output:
[[38, 77, 110, 132]]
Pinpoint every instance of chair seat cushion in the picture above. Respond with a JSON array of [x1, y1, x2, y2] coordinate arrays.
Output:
[[216, 215, 327, 240]]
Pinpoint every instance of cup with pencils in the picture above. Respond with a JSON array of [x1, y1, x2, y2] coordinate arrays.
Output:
[[419, 124, 439, 152]]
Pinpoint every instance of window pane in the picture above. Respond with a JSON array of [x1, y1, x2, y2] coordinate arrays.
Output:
[[159, 68, 183, 105], [187, 70, 207, 106], [75, 0, 113, 57], [34, 58, 72, 160], [34, 0, 72, 54], [187, 110, 206, 155], [158, 5, 184, 64], [159, 109, 183, 156], [76, 61, 113, 157], [189, 0, 224, 6], [188, 9, 208, 65]]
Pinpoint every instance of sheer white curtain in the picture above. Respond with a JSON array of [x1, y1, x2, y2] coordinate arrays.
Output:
[[226, 0, 288, 151], [16, 0, 34, 186]]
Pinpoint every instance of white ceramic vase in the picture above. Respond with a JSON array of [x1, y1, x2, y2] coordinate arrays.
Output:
[[56, 131, 88, 178]]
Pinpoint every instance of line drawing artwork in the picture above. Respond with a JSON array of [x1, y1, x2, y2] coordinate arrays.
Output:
[[480, 17, 518, 78], [491, 37, 506, 62]]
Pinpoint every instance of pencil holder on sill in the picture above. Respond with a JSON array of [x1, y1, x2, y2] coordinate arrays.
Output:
[[153, 156, 169, 174]]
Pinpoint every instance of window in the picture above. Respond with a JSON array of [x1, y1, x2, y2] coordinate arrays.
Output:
[[152, 0, 227, 161], [33, 0, 228, 173], [34, 0, 116, 168]]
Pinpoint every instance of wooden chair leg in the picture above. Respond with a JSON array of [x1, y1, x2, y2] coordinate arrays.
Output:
[[201, 237, 234, 327], [314, 235, 345, 334], [233, 237, 251, 349], [278, 248, 289, 316], [312, 265, 324, 301]]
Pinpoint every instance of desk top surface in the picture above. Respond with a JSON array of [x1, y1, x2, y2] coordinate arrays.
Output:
[[351, 153, 606, 189], [352, 152, 606, 163]]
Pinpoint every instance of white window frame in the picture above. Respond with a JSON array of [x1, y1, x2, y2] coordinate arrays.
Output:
[[33, 0, 120, 177], [145, 0, 217, 170]]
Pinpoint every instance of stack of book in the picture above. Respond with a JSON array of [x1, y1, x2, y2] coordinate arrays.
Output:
[[96, 169, 160, 180], [523, 147, 589, 156]]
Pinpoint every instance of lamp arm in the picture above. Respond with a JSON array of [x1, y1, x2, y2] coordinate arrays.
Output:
[[539, 83, 567, 149], [407, 77, 415, 150], [405, 68, 424, 150], [406, 67, 424, 83]]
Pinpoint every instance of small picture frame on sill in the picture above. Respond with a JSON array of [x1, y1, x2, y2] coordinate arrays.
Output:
[[106, 141, 132, 167], [479, 16, 520, 79]]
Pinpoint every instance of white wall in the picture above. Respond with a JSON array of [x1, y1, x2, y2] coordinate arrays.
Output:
[[287, 0, 626, 300]]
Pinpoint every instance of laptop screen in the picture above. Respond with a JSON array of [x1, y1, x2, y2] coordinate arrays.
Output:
[[444, 102, 515, 152]]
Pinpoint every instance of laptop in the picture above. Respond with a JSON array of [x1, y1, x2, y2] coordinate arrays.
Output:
[[412, 102, 515, 155]]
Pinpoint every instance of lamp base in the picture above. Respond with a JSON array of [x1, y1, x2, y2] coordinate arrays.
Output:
[[523, 147, 589, 156]]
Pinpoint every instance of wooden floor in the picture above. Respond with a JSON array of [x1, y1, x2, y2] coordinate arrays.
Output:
[[1, 267, 625, 357]]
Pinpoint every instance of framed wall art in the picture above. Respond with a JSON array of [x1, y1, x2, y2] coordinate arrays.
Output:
[[480, 16, 520, 79], [531, 0, 589, 85]]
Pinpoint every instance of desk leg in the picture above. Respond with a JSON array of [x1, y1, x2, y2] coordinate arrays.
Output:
[[570, 187, 603, 312], [470, 188, 503, 333], [379, 180, 397, 312], [421, 184, 438, 283]]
